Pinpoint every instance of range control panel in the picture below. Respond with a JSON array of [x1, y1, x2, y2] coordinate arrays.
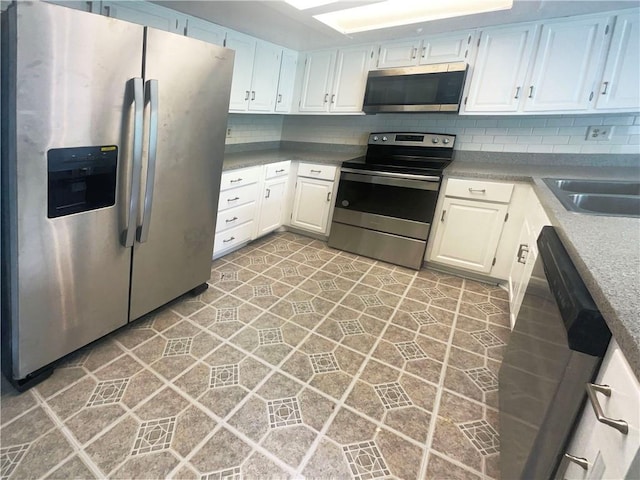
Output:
[[368, 132, 456, 148]]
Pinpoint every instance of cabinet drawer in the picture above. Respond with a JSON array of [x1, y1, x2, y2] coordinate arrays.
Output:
[[297, 163, 336, 181], [220, 166, 260, 191], [218, 183, 259, 211], [265, 161, 290, 179], [213, 221, 254, 255], [216, 202, 256, 233], [446, 178, 514, 203]]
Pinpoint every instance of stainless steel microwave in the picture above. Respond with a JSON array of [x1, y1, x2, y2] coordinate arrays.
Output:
[[363, 62, 468, 113]]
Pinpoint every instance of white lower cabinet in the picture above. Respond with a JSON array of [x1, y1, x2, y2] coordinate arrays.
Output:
[[255, 161, 291, 237], [428, 178, 514, 274], [560, 339, 640, 480], [289, 163, 337, 235]]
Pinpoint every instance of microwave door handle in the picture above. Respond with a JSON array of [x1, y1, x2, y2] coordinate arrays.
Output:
[[122, 77, 144, 248], [137, 79, 158, 243]]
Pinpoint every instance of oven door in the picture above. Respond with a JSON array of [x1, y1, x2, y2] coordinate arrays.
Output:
[[332, 170, 440, 239]]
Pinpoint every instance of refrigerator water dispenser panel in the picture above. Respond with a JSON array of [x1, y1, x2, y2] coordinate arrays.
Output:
[[47, 146, 117, 218]]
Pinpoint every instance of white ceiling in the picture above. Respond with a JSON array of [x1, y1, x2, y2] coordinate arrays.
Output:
[[153, 0, 638, 51]]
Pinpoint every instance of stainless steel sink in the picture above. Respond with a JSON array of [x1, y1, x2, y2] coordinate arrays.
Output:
[[550, 179, 640, 196], [543, 178, 640, 218]]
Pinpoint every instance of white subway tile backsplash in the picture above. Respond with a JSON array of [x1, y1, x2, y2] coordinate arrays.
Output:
[[507, 127, 533, 135], [464, 127, 486, 135], [517, 135, 542, 144], [603, 116, 635, 126], [527, 144, 554, 153], [542, 135, 570, 144], [546, 117, 574, 127], [552, 145, 582, 154], [580, 144, 614, 153], [558, 126, 588, 135], [533, 127, 559, 135], [574, 116, 603, 126], [472, 135, 496, 143], [485, 127, 509, 135], [493, 135, 518, 144], [502, 144, 529, 153], [520, 118, 548, 127]]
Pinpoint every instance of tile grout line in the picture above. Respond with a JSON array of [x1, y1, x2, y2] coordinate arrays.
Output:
[[31, 388, 107, 479], [418, 277, 467, 480], [294, 263, 420, 476]]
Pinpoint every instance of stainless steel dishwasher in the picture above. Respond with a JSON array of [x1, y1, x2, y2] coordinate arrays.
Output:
[[499, 226, 611, 479]]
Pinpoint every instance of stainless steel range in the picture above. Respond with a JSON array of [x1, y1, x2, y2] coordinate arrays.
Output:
[[328, 132, 455, 269]]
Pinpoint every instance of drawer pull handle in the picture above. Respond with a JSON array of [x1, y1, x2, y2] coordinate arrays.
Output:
[[441, 210, 446, 222], [601, 81, 609, 95], [244, 90, 250, 101], [586, 383, 629, 434], [225, 216, 238, 223], [227, 197, 240, 202], [230, 178, 242, 183], [468, 188, 486, 194], [564, 454, 589, 470], [223, 236, 235, 243], [265, 188, 271, 199], [326, 192, 331, 202], [275, 169, 285, 173], [517, 243, 529, 264], [310, 169, 321, 173]]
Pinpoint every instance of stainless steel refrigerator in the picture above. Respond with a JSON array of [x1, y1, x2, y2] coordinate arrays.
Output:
[[1, 1, 234, 389]]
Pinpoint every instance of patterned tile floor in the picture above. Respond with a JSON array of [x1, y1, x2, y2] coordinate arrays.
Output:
[[0, 232, 511, 479]]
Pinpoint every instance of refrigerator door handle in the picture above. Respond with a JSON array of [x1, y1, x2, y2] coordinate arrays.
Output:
[[138, 79, 159, 243], [122, 77, 144, 247]]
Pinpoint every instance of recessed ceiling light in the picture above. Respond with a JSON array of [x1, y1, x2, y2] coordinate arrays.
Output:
[[314, 0, 514, 34], [284, 0, 340, 10]]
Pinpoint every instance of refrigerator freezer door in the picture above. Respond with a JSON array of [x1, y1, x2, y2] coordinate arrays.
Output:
[[128, 28, 234, 320], [5, 2, 144, 379]]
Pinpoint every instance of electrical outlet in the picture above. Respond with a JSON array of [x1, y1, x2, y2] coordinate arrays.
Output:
[[226, 128, 232, 137], [586, 125, 613, 141]]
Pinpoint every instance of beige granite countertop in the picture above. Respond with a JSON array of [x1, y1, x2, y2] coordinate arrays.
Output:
[[223, 146, 362, 171], [447, 162, 640, 379]]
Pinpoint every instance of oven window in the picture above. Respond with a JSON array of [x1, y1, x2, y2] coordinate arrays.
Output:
[[335, 176, 438, 223]]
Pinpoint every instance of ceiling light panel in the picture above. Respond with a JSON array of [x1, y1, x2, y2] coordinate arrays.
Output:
[[314, 0, 514, 34], [285, 0, 340, 10]]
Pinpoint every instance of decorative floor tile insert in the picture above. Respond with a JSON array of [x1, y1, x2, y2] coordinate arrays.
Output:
[[86, 378, 129, 407], [360, 294, 383, 307], [163, 337, 193, 357], [476, 302, 502, 315], [338, 319, 365, 336], [201, 466, 242, 480], [465, 367, 499, 393], [250, 255, 267, 265], [253, 285, 273, 297], [458, 419, 499, 456], [309, 352, 340, 374], [338, 263, 356, 272], [343, 441, 390, 480], [210, 364, 239, 388], [422, 287, 447, 300], [281, 266, 300, 278], [292, 301, 315, 315], [216, 307, 238, 323], [376, 274, 398, 285], [470, 329, 506, 348], [219, 270, 238, 282], [258, 327, 284, 346], [319, 279, 339, 291], [0, 443, 30, 478], [267, 397, 303, 428], [131, 417, 176, 456], [373, 382, 412, 409], [394, 341, 428, 361], [304, 252, 320, 261], [410, 310, 438, 326], [275, 243, 291, 252]]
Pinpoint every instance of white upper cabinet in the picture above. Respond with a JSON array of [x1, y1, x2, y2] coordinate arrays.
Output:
[[101, 1, 184, 33], [248, 41, 282, 112], [524, 16, 609, 112], [376, 31, 474, 68], [184, 15, 226, 46], [298, 45, 373, 113], [226, 32, 258, 111], [45, 1, 100, 13], [275, 49, 298, 113], [463, 24, 539, 113], [595, 10, 640, 110], [298, 50, 337, 112]]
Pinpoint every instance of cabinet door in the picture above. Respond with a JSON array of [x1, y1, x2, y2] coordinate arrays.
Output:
[[275, 49, 298, 113], [507, 217, 539, 329], [298, 50, 336, 112], [290, 177, 333, 234], [464, 25, 538, 112], [248, 41, 281, 112], [184, 16, 226, 45], [419, 31, 474, 65], [256, 177, 288, 237], [430, 197, 508, 273], [524, 17, 609, 112], [596, 10, 640, 110], [377, 39, 420, 68], [330, 46, 373, 113], [45, 1, 99, 12], [101, 1, 184, 32], [226, 31, 256, 112]]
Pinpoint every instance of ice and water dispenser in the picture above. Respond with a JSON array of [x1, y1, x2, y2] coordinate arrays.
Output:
[[47, 146, 117, 218]]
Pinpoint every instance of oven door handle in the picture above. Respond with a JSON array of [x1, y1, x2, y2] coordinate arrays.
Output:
[[340, 170, 440, 191]]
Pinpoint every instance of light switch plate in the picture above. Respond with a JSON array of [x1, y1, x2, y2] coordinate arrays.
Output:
[[586, 125, 613, 141]]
